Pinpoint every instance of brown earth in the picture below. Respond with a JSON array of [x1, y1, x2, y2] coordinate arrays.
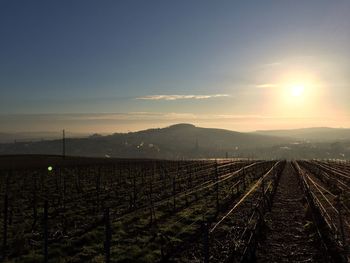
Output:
[[256, 162, 327, 263]]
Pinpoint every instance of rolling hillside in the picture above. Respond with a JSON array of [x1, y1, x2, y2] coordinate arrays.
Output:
[[254, 127, 350, 142], [0, 124, 291, 158], [1, 124, 349, 159]]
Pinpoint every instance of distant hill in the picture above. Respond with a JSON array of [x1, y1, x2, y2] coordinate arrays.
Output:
[[0, 124, 291, 158], [254, 127, 350, 142], [117, 123, 291, 149], [1, 124, 349, 159], [0, 131, 88, 143]]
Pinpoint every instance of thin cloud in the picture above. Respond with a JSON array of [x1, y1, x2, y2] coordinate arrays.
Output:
[[262, 62, 282, 67], [256, 83, 278, 88], [136, 94, 229, 101]]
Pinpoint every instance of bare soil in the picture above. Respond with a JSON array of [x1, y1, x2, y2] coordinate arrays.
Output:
[[256, 162, 327, 263]]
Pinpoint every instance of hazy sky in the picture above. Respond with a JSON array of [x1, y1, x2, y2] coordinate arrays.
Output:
[[1, 0, 349, 133]]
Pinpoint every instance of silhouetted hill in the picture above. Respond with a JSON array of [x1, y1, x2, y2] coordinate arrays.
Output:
[[254, 127, 350, 142], [0, 124, 291, 158], [1, 124, 349, 159], [108, 123, 292, 151], [0, 131, 88, 143]]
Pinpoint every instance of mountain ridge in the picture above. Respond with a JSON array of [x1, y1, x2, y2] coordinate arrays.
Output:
[[253, 127, 350, 142], [1, 124, 349, 159]]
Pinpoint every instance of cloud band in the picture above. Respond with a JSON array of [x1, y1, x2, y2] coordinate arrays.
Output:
[[136, 94, 229, 101]]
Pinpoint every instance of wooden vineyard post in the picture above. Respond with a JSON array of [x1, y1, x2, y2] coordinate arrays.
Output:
[[336, 194, 345, 245], [2, 172, 10, 261], [43, 200, 48, 263], [215, 161, 219, 214], [133, 172, 136, 209], [32, 173, 38, 229], [261, 178, 265, 211], [104, 207, 111, 263], [149, 179, 154, 225], [112, 164, 116, 183], [63, 169, 66, 209], [118, 164, 122, 185], [96, 167, 101, 211], [55, 169, 59, 192], [173, 176, 176, 212], [141, 168, 145, 186], [74, 168, 80, 194], [202, 221, 209, 263], [243, 168, 246, 190], [2, 192, 8, 260]]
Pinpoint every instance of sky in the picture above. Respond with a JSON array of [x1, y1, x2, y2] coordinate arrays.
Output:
[[1, 0, 349, 133]]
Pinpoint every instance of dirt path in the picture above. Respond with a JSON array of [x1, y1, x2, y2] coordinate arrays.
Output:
[[256, 162, 326, 263]]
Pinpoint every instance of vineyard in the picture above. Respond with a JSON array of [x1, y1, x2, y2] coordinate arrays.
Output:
[[0, 156, 350, 262]]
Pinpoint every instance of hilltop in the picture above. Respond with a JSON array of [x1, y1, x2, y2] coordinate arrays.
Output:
[[0, 124, 349, 159]]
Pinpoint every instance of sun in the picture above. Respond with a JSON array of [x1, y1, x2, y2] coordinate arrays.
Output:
[[274, 71, 324, 118], [290, 85, 305, 97]]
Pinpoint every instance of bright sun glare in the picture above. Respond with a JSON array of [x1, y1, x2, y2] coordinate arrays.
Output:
[[277, 79, 313, 115], [290, 85, 305, 97]]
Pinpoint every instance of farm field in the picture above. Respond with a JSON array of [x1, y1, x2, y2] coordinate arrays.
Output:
[[3, 1, 350, 262], [0, 156, 350, 262]]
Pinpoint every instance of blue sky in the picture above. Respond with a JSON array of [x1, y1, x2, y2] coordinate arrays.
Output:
[[1, 0, 349, 132]]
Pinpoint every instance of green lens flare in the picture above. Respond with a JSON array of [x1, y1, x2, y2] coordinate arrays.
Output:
[[48, 166, 53, 172]]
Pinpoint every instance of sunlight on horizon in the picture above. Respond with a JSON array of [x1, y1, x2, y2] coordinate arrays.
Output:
[[290, 85, 305, 97], [265, 69, 333, 122]]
